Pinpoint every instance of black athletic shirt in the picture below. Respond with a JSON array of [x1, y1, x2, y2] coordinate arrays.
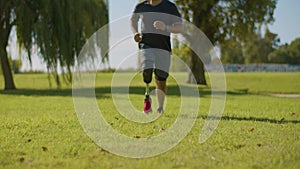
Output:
[[131, 0, 181, 52]]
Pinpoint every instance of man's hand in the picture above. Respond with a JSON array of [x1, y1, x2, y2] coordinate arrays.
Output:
[[153, 20, 166, 31], [134, 32, 142, 42]]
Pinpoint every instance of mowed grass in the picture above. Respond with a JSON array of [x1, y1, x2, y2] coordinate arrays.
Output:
[[0, 72, 299, 169]]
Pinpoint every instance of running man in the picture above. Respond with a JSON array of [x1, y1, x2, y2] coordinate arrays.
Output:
[[131, 0, 183, 113]]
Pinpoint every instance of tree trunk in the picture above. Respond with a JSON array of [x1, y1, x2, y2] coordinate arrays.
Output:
[[187, 50, 207, 85], [186, 10, 207, 85], [0, 11, 16, 90], [0, 45, 16, 90]]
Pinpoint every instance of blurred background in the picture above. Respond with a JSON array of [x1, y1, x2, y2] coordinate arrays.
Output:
[[1, 0, 299, 89]]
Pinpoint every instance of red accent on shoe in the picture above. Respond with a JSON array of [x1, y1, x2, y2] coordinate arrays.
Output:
[[143, 96, 152, 113]]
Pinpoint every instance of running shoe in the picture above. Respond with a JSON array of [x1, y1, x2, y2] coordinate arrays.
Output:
[[143, 95, 152, 114], [157, 107, 164, 113]]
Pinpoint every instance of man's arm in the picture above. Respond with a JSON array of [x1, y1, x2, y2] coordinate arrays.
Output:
[[131, 17, 142, 42], [130, 17, 139, 34], [167, 22, 183, 34], [153, 21, 183, 34]]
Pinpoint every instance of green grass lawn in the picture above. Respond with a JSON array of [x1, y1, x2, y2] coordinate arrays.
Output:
[[0, 72, 299, 169]]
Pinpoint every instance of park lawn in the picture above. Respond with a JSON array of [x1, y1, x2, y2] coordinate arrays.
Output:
[[0, 72, 299, 169]]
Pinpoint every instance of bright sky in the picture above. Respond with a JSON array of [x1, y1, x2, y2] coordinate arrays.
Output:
[[268, 0, 300, 44]]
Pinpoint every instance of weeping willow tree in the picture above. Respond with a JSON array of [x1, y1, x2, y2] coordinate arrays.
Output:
[[0, 0, 109, 90]]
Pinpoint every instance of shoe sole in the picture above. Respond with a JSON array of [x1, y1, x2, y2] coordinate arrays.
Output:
[[143, 109, 153, 114]]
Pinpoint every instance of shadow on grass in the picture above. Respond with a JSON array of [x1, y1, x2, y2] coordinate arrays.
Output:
[[0, 85, 206, 97], [197, 115, 300, 124], [0, 86, 297, 124], [0, 85, 248, 98]]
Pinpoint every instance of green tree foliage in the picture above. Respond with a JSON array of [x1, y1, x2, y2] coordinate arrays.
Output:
[[244, 28, 280, 63], [171, 42, 190, 72], [268, 38, 300, 64], [0, 0, 108, 90], [11, 59, 21, 74], [0, 58, 21, 75], [244, 35, 270, 63], [174, 0, 277, 84], [221, 28, 280, 64], [268, 44, 289, 64], [287, 38, 300, 64], [220, 39, 244, 64]]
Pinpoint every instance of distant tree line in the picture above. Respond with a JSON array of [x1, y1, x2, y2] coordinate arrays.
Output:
[[172, 28, 300, 72], [221, 28, 300, 64]]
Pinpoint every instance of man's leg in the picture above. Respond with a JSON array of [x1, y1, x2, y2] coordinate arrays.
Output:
[[154, 49, 171, 113], [155, 79, 166, 109]]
